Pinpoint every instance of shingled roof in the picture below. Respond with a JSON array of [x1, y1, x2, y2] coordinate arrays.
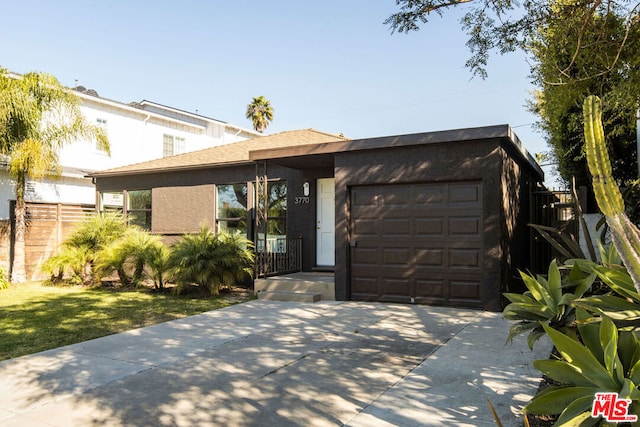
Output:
[[90, 129, 350, 177]]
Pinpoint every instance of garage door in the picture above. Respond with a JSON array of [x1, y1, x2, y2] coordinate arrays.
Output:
[[349, 182, 483, 308]]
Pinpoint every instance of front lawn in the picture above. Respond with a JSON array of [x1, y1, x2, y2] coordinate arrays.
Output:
[[0, 282, 251, 361]]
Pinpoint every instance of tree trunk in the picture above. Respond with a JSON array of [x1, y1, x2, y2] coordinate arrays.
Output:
[[11, 172, 27, 283]]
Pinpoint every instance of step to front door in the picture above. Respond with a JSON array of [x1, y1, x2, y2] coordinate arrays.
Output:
[[256, 290, 321, 303]]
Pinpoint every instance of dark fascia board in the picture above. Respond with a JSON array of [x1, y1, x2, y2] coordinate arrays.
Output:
[[250, 124, 544, 180], [90, 125, 543, 180], [87, 160, 254, 179]]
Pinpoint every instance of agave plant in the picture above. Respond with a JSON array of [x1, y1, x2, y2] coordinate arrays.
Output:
[[524, 317, 640, 425], [168, 226, 254, 295], [570, 259, 640, 331], [503, 259, 595, 349]]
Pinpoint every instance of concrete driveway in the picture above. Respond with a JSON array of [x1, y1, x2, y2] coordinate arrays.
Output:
[[0, 301, 551, 426]]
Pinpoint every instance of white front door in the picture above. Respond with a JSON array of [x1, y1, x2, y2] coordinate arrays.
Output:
[[316, 178, 335, 266]]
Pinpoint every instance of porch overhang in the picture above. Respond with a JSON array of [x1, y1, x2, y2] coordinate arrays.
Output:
[[249, 141, 343, 169]]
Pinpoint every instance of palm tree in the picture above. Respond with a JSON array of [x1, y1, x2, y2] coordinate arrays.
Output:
[[245, 96, 274, 133], [0, 68, 109, 283]]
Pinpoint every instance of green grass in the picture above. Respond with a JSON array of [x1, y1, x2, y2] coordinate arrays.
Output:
[[0, 282, 250, 361]]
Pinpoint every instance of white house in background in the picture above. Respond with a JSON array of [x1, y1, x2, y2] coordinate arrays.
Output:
[[0, 84, 260, 219]]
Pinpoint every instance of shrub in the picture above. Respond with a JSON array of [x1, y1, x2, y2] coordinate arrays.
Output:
[[0, 266, 8, 290], [96, 227, 169, 289], [41, 213, 127, 285], [168, 226, 254, 295]]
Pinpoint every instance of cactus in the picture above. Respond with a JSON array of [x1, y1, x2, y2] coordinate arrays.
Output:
[[583, 95, 640, 292]]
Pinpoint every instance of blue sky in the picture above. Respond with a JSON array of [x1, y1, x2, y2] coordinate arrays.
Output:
[[0, 0, 556, 183]]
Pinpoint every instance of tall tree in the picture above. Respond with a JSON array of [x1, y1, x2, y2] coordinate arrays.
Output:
[[245, 96, 274, 133], [0, 69, 109, 282], [530, 6, 640, 195], [386, 0, 640, 194]]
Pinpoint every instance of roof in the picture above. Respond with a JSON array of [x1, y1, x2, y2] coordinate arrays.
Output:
[[250, 125, 544, 180], [73, 90, 259, 135], [89, 129, 350, 177]]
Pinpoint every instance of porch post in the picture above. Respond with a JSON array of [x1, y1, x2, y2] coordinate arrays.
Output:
[[255, 161, 268, 277]]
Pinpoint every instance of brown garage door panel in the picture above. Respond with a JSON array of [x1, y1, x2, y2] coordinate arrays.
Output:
[[349, 181, 484, 307]]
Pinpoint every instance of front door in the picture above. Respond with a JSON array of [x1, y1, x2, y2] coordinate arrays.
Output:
[[316, 178, 335, 266]]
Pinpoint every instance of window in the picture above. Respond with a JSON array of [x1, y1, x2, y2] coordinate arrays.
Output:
[[99, 190, 151, 230], [127, 190, 152, 230], [95, 118, 108, 154], [267, 181, 287, 240], [216, 184, 248, 236], [100, 192, 123, 213], [163, 134, 186, 157], [255, 181, 287, 252]]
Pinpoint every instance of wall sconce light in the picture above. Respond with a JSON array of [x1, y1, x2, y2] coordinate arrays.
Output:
[[303, 181, 310, 197]]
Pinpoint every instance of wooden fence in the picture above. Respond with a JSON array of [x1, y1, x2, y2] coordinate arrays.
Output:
[[5, 201, 96, 281]]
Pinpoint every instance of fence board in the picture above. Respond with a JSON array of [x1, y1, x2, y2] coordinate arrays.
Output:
[[13, 202, 96, 281]]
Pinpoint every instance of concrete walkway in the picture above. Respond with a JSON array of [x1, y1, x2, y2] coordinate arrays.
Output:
[[0, 301, 551, 427]]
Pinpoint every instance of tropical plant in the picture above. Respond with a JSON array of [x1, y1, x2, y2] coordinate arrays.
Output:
[[42, 213, 127, 285], [42, 245, 94, 286], [144, 239, 171, 290], [214, 232, 255, 292], [168, 226, 254, 295], [524, 317, 640, 425], [513, 95, 640, 426], [245, 96, 274, 133], [95, 227, 169, 289], [503, 259, 595, 349], [0, 68, 109, 282], [0, 266, 8, 290]]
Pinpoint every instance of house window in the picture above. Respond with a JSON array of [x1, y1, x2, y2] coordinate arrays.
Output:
[[216, 183, 248, 236], [163, 134, 186, 157], [127, 190, 152, 230], [100, 192, 123, 213], [99, 190, 151, 230], [267, 181, 287, 241], [255, 181, 287, 252], [96, 118, 108, 154]]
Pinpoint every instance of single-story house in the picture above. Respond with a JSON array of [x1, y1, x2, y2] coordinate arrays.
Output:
[[89, 126, 544, 311]]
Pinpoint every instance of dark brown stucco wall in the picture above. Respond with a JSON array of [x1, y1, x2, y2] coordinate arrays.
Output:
[[95, 163, 333, 272], [152, 185, 215, 234], [334, 139, 505, 311], [500, 145, 536, 297], [284, 167, 334, 271]]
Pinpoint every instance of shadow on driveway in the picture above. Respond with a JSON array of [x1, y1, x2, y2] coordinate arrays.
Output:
[[0, 301, 549, 426]]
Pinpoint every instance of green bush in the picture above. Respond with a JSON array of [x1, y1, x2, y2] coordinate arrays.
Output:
[[0, 266, 8, 290], [168, 226, 254, 295], [41, 213, 127, 285], [95, 227, 168, 288]]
